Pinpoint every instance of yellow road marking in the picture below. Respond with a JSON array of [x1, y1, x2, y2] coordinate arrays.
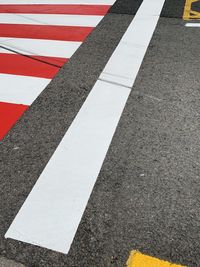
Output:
[[127, 251, 186, 267], [183, 0, 200, 20]]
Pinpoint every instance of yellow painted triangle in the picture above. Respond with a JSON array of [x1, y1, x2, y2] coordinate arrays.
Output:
[[127, 251, 186, 267]]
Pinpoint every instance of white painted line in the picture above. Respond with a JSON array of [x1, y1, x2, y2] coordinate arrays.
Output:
[[185, 22, 200, 27], [0, 0, 115, 5], [0, 38, 81, 58], [0, 14, 103, 27], [101, 0, 167, 87], [0, 74, 50, 105], [6, 82, 130, 253], [5, 0, 166, 254]]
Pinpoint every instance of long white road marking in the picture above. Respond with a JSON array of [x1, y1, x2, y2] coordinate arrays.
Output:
[[0, 74, 50, 105], [0, 0, 115, 5], [0, 38, 81, 58], [5, 0, 166, 254], [0, 14, 103, 27], [185, 22, 200, 27]]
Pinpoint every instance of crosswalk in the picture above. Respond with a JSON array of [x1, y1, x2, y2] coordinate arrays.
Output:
[[0, 0, 114, 140]]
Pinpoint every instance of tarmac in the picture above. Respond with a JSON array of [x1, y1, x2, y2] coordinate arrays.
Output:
[[1, 0, 200, 266]]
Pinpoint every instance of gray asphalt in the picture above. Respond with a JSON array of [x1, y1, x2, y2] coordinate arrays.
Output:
[[1, 0, 200, 266], [0, 258, 24, 267]]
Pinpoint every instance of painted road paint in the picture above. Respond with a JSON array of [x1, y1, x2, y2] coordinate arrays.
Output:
[[0, 1, 113, 140], [0, 74, 50, 105], [5, 0, 166, 254], [0, 0, 116, 5], [183, 0, 200, 20], [0, 14, 103, 27], [101, 0, 168, 88], [0, 53, 60, 78], [0, 38, 81, 58], [0, 102, 28, 140], [0, 24, 93, 41], [6, 82, 131, 254], [185, 22, 200, 25], [0, 49, 68, 67], [0, 4, 111, 15], [126, 251, 186, 267]]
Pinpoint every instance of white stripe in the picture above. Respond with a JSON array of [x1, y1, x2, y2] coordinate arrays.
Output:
[[0, 14, 102, 27], [6, 83, 130, 253], [0, 0, 115, 5], [0, 38, 81, 58], [0, 74, 50, 105], [185, 22, 200, 27], [101, 0, 167, 87], [5, 0, 166, 254]]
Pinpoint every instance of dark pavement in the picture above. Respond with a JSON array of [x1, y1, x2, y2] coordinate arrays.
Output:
[[1, 0, 200, 266]]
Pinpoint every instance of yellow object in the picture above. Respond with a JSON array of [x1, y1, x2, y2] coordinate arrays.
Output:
[[183, 0, 200, 20], [126, 251, 186, 267]]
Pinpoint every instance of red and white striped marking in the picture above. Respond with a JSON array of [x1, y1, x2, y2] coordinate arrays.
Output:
[[0, 14, 103, 26], [0, 0, 115, 140], [0, 74, 50, 105], [0, 38, 81, 58], [0, 4, 111, 15], [6, 0, 166, 254], [0, 0, 115, 4]]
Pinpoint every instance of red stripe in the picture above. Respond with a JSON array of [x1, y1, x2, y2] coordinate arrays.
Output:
[[0, 4, 111, 15], [31, 55, 68, 67], [0, 102, 28, 140], [0, 24, 93, 41], [0, 53, 61, 79]]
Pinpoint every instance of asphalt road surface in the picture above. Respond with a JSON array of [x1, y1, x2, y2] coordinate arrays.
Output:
[[1, 0, 200, 266]]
